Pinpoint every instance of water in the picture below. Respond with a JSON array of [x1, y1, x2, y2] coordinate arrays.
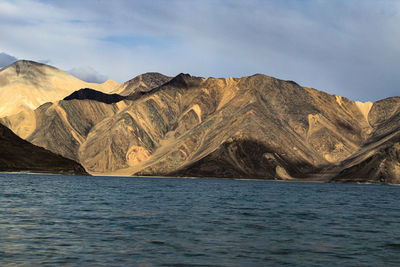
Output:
[[1, 174, 400, 266]]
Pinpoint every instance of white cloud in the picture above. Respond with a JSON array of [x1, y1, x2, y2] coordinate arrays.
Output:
[[68, 66, 108, 83]]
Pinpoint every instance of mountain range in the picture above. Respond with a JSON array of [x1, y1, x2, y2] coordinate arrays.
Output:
[[0, 60, 399, 183]]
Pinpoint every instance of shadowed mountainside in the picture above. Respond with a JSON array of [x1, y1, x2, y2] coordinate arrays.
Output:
[[3, 72, 399, 183], [0, 60, 119, 117], [64, 88, 127, 104], [0, 123, 88, 175]]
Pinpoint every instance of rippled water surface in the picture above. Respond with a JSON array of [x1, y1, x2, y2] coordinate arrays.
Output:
[[1, 174, 400, 266]]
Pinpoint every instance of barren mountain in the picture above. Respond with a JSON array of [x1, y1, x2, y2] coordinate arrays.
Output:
[[0, 122, 87, 175], [111, 72, 172, 96], [4, 73, 398, 183], [0, 60, 119, 117]]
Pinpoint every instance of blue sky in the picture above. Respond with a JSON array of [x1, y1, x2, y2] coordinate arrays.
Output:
[[0, 0, 399, 101]]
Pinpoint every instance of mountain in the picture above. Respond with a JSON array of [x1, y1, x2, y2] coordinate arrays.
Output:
[[0, 122, 87, 175], [111, 72, 172, 96], [0, 60, 119, 117], [4, 73, 398, 183]]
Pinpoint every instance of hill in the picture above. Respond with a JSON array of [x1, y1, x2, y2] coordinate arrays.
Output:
[[0, 123, 87, 175]]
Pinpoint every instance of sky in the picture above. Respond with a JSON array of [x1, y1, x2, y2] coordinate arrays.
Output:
[[0, 0, 399, 101]]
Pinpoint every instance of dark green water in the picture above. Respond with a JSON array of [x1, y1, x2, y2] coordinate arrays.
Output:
[[1, 173, 400, 266]]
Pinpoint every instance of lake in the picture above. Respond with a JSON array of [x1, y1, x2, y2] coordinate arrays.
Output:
[[1, 173, 400, 266]]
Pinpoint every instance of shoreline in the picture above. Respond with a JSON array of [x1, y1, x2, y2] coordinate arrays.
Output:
[[1, 171, 399, 186]]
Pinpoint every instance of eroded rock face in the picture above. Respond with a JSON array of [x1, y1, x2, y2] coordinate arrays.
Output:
[[117, 74, 373, 179], [4, 73, 398, 183], [331, 140, 400, 184], [0, 123, 87, 175], [330, 97, 400, 184]]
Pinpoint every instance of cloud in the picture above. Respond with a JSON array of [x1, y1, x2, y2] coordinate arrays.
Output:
[[0, 52, 17, 68], [38, 59, 51, 64], [68, 66, 108, 83], [0, 0, 399, 101]]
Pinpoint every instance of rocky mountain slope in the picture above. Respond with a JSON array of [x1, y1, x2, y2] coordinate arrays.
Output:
[[0, 123, 87, 175], [3, 72, 398, 183], [330, 97, 400, 184], [111, 72, 172, 96], [0, 60, 119, 117], [1, 99, 131, 162]]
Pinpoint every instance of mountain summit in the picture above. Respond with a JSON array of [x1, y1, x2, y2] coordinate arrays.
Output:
[[112, 72, 172, 96], [0, 60, 119, 117]]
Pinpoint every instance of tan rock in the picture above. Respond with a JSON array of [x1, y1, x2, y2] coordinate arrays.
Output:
[[0, 60, 119, 117]]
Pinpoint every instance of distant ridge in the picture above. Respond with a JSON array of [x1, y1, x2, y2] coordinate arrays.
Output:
[[64, 88, 127, 104]]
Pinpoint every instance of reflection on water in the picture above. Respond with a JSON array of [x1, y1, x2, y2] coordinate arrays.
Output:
[[1, 174, 400, 266]]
